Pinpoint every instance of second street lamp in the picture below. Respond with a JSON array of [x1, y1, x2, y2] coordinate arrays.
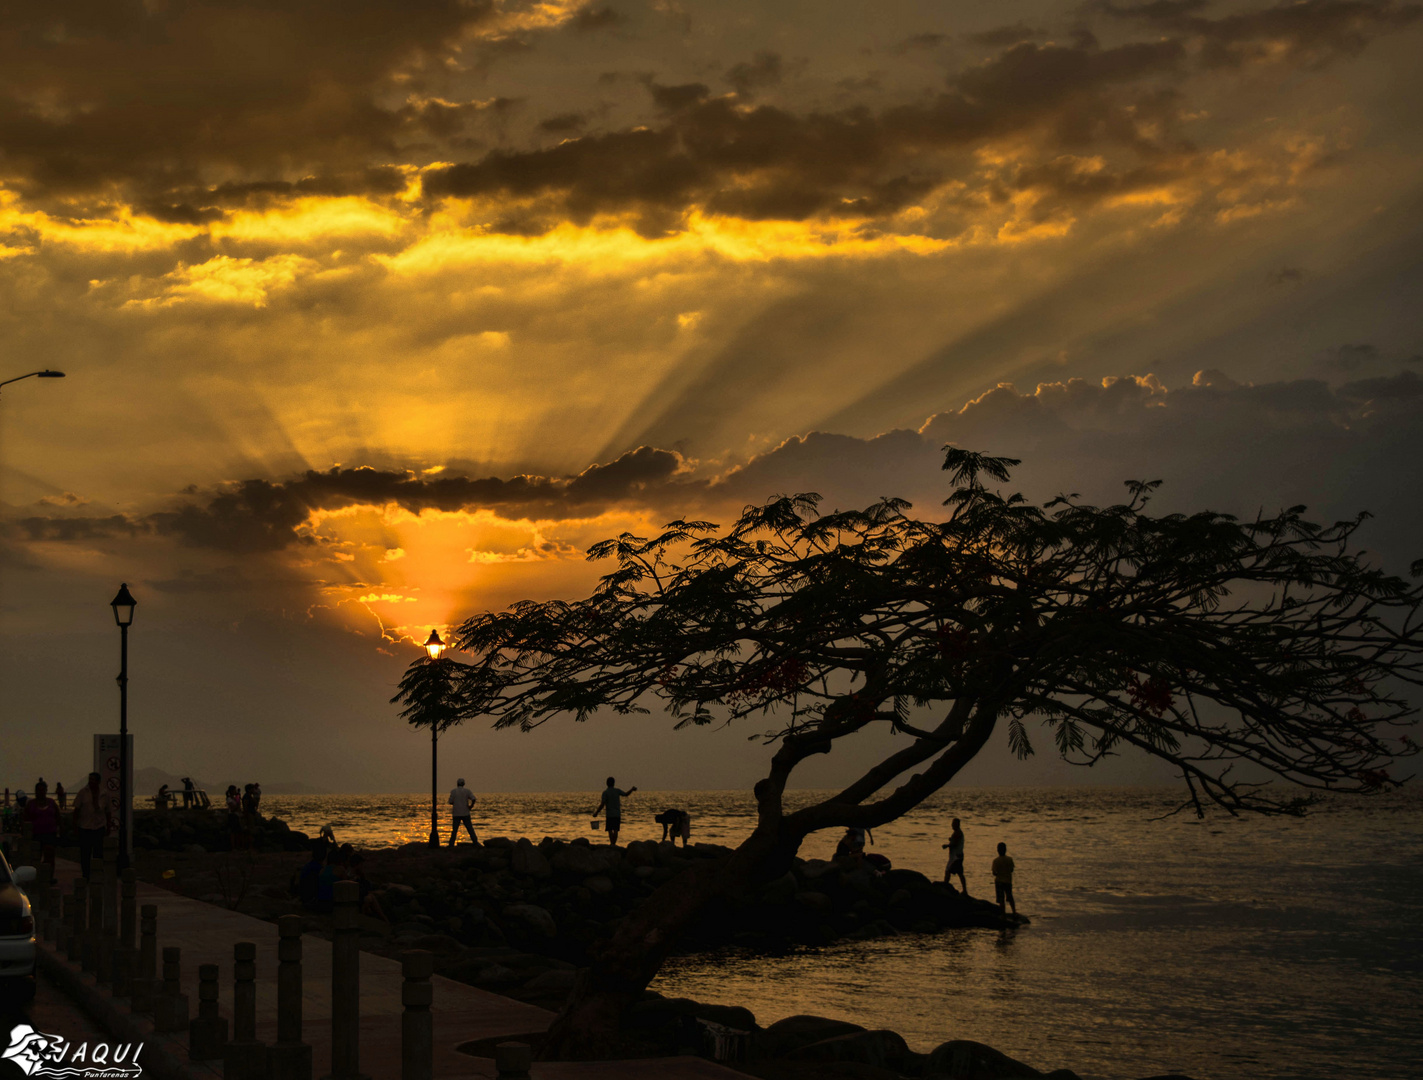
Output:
[[110, 582, 137, 871], [424, 629, 446, 848]]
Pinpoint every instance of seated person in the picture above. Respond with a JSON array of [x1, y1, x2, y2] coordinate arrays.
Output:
[[349, 853, 388, 923], [293, 842, 327, 911]]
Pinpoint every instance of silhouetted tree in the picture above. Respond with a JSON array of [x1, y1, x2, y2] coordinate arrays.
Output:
[[392, 654, 468, 736], [447, 448, 1423, 1059]]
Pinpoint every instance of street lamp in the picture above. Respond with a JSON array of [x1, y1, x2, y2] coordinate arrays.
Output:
[[0, 370, 65, 394], [109, 583, 136, 871], [424, 630, 446, 847]]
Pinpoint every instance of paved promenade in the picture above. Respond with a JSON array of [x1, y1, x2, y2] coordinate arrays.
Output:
[[40, 858, 743, 1080]]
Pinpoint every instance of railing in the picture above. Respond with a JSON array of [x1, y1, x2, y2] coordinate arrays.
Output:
[[6, 823, 537, 1080]]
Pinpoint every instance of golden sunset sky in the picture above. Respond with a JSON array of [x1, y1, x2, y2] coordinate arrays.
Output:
[[3, 0, 1422, 791]]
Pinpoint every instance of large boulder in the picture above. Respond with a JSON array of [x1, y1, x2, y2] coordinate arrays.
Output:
[[923, 1039, 1048, 1079], [502, 903, 557, 938], [511, 839, 552, 878], [759, 1015, 867, 1060], [551, 845, 616, 877], [786, 1029, 914, 1073]]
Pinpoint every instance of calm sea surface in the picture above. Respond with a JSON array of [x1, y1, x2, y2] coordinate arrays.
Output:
[[262, 787, 1423, 1080]]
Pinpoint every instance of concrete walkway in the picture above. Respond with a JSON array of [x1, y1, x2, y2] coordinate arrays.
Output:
[[40, 859, 743, 1080]]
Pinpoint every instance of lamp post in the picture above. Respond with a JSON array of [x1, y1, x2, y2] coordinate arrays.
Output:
[[423, 629, 446, 848], [0, 369, 65, 394], [110, 583, 136, 871]]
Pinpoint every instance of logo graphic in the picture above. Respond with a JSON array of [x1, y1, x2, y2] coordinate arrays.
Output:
[[3, 1025, 141, 1079]]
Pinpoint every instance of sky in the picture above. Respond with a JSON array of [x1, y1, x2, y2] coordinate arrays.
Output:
[[2, 0, 1421, 795]]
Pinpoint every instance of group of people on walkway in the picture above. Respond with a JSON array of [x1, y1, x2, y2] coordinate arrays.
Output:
[[2, 773, 112, 879], [2, 779, 66, 812]]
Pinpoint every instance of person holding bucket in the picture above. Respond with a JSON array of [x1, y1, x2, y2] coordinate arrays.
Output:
[[591, 776, 637, 845]]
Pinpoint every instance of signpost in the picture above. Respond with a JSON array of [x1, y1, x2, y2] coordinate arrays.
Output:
[[94, 734, 133, 859]]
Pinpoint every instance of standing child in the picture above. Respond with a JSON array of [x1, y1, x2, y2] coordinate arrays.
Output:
[[991, 841, 1016, 915]]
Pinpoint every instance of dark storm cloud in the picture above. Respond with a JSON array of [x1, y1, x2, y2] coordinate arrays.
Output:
[[424, 37, 1197, 231], [11, 447, 693, 554], [1099, 0, 1421, 68], [724, 52, 784, 97], [964, 24, 1047, 48], [0, 0, 494, 201], [570, 5, 622, 32]]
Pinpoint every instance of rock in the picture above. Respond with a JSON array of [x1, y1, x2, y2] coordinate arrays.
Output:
[[385, 883, 416, 898], [522, 968, 578, 993], [502, 903, 557, 938], [185, 843, 207, 854], [787, 1029, 914, 1073], [409, 933, 464, 955], [633, 865, 656, 879], [794, 891, 833, 911], [759, 1015, 868, 1059], [799, 859, 836, 881], [511, 839, 552, 879], [584, 875, 615, 896], [623, 841, 657, 868], [551, 845, 616, 877], [924, 1039, 1044, 1079], [760, 871, 798, 905]]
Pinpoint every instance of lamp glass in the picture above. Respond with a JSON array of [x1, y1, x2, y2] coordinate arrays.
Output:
[[110, 582, 137, 627], [423, 629, 446, 660]]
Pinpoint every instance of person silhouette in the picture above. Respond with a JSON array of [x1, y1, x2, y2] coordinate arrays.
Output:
[[991, 841, 1016, 915], [941, 817, 968, 894], [182, 776, 196, 810], [592, 777, 637, 845], [448, 778, 478, 846]]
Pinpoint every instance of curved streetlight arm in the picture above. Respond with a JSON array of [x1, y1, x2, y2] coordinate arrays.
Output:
[[0, 370, 66, 392]]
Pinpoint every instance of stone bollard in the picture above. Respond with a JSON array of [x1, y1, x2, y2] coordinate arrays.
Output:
[[269, 916, 312, 1080], [153, 946, 190, 1033], [494, 1042, 533, 1080], [67, 880, 86, 964], [58, 892, 74, 956], [323, 880, 365, 1080], [41, 886, 61, 943], [97, 839, 119, 985], [131, 904, 159, 1015], [81, 875, 99, 973], [400, 951, 433, 1080], [223, 941, 266, 1080], [189, 964, 228, 1062], [111, 869, 138, 996]]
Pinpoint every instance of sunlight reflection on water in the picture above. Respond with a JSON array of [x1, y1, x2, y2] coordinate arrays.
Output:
[[263, 787, 1422, 1080]]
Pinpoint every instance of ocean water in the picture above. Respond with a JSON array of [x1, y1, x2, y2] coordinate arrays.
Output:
[[262, 788, 1423, 1080]]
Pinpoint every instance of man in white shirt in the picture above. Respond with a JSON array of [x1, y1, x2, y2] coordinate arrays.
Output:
[[447, 778, 478, 847]]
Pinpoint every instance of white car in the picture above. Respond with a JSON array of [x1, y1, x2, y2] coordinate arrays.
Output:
[[0, 850, 37, 1001]]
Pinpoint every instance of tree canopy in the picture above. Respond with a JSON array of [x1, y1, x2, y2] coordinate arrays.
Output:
[[451, 449, 1423, 824]]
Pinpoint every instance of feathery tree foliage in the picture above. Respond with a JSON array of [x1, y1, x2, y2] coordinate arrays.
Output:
[[435, 448, 1422, 1057]]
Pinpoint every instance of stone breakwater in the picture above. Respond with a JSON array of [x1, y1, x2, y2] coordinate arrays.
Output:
[[373, 834, 1019, 972]]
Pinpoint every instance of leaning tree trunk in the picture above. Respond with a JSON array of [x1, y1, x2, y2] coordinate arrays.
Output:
[[538, 819, 802, 1060]]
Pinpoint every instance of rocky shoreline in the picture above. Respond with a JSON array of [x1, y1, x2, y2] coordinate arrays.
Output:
[[112, 810, 1193, 1079]]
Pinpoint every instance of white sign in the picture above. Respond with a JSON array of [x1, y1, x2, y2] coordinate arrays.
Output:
[[92, 734, 133, 858]]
